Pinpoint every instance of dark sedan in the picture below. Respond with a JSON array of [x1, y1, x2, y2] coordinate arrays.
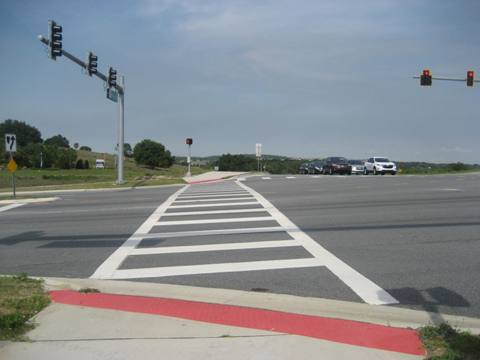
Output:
[[322, 157, 352, 175]]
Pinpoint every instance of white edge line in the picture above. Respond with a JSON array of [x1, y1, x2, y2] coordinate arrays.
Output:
[[0, 203, 26, 213], [130, 240, 300, 255], [177, 192, 250, 199], [108, 258, 324, 279]]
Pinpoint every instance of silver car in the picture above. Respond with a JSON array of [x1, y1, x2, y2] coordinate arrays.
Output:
[[348, 160, 365, 175]]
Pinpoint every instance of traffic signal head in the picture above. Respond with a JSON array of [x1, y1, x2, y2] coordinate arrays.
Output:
[[48, 20, 62, 60], [87, 52, 98, 76], [467, 70, 474, 87], [186, 138, 193, 145], [107, 67, 117, 88], [420, 69, 432, 86]]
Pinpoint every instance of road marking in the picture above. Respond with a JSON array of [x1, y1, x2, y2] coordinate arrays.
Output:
[[162, 208, 268, 217], [236, 181, 398, 305], [176, 193, 250, 199], [286, 176, 296, 179], [261, 177, 271, 180], [237, 177, 246, 181], [181, 190, 249, 196], [173, 197, 254, 203], [0, 203, 26, 213], [130, 240, 299, 255], [138, 226, 285, 240], [156, 216, 275, 226], [91, 185, 190, 279], [111, 258, 323, 279], [169, 201, 260, 209]]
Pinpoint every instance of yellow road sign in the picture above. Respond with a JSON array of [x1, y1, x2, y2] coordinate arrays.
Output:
[[7, 159, 17, 173]]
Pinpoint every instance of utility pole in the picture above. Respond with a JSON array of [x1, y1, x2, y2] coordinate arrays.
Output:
[[256, 143, 262, 172], [38, 20, 125, 184]]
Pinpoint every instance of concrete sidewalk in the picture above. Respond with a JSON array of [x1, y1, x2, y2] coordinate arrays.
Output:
[[5, 278, 470, 359], [183, 171, 248, 184]]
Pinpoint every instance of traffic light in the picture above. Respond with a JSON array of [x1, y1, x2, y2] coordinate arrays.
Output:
[[467, 70, 474, 87], [107, 67, 117, 88], [48, 20, 62, 60], [87, 52, 98, 76], [420, 69, 432, 86], [186, 138, 193, 145]]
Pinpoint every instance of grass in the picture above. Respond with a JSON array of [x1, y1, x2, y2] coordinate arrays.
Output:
[[419, 323, 480, 360], [0, 274, 50, 340], [0, 150, 210, 192]]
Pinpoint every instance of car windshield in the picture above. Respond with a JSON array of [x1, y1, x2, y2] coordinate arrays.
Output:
[[331, 157, 347, 163], [348, 160, 363, 165], [375, 158, 390, 162]]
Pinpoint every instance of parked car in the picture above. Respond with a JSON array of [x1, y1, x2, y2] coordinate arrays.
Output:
[[348, 159, 365, 175], [308, 161, 325, 174], [298, 163, 309, 174], [364, 157, 397, 175], [322, 157, 352, 175]]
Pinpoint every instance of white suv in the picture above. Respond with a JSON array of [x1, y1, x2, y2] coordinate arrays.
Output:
[[364, 157, 397, 175]]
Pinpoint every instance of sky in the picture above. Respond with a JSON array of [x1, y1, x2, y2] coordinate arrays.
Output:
[[1, 0, 480, 163]]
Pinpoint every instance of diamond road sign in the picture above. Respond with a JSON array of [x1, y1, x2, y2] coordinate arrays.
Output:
[[7, 159, 17, 173]]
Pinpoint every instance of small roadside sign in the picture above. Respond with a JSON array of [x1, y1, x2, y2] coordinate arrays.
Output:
[[107, 88, 118, 102], [5, 134, 17, 152], [256, 143, 262, 158], [7, 159, 17, 173]]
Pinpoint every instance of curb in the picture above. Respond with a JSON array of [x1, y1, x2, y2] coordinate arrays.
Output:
[[42, 277, 480, 334], [0, 183, 184, 197], [0, 197, 60, 205], [50, 289, 425, 356]]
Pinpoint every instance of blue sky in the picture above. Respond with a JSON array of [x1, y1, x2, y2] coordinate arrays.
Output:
[[1, 0, 479, 162]]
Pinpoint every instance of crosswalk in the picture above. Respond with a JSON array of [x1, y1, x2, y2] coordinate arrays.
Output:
[[92, 180, 398, 305]]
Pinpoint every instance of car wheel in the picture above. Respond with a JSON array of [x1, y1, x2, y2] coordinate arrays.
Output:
[[392, 172, 396, 175], [363, 168, 368, 175]]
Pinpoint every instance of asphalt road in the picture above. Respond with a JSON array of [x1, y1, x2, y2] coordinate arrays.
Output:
[[1, 174, 479, 318]]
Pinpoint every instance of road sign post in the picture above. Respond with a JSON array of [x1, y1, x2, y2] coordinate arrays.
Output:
[[256, 143, 262, 172], [186, 138, 193, 177], [5, 134, 17, 198]]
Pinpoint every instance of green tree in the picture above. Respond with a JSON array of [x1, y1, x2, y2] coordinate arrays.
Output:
[[73, 142, 79, 150], [217, 154, 257, 171], [79, 146, 92, 151], [133, 139, 173, 169], [44, 134, 70, 148]]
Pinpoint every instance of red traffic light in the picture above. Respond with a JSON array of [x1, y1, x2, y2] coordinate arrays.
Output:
[[186, 138, 193, 145], [423, 69, 430, 76], [467, 70, 474, 87], [420, 69, 432, 86]]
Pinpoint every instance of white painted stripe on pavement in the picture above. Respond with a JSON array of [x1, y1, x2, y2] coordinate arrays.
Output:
[[176, 192, 250, 199], [130, 240, 299, 255], [286, 176, 296, 179], [162, 208, 268, 217], [139, 226, 285, 239], [109, 258, 324, 279], [173, 197, 254, 203], [90, 185, 190, 279], [181, 190, 248, 196], [236, 180, 398, 305], [169, 202, 260, 209], [0, 203, 26, 213], [156, 216, 275, 226], [261, 177, 271, 180]]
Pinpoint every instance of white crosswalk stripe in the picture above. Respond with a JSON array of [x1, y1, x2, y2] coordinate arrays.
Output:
[[92, 179, 398, 305]]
